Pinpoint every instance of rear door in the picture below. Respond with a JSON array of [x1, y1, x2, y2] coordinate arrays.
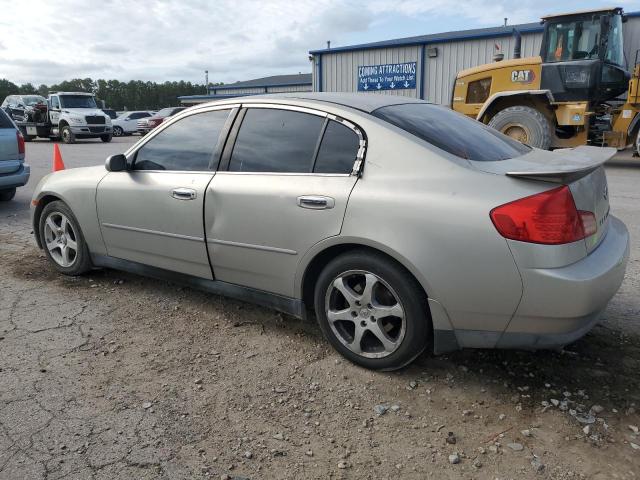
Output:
[[96, 106, 236, 279], [205, 104, 364, 297]]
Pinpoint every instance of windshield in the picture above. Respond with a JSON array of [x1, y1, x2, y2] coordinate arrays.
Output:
[[155, 107, 175, 117], [22, 95, 46, 106], [372, 103, 531, 161], [605, 14, 624, 66], [545, 18, 601, 62], [59, 95, 97, 109]]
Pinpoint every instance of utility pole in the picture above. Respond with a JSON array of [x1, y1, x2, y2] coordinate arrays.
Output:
[[205, 70, 209, 95]]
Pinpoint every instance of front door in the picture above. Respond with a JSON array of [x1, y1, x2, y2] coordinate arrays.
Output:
[[97, 107, 234, 279], [206, 105, 364, 297]]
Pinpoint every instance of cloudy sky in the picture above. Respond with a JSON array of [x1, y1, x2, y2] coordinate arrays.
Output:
[[1, 0, 639, 86]]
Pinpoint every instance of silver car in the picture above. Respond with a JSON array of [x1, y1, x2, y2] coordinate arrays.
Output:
[[31, 93, 630, 370]]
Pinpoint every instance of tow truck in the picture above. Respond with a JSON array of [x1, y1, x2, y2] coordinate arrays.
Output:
[[16, 92, 112, 143]]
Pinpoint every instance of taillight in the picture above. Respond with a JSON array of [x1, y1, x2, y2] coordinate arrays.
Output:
[[16, 131, 25, 155], [490, 185, 596, 245]]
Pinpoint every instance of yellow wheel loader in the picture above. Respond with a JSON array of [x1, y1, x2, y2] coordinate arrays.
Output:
[[452, 7, 640, 154]]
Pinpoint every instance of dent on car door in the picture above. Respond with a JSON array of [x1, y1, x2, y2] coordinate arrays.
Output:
[[205, 106, 364, 297], [96, 108, 235, 278]]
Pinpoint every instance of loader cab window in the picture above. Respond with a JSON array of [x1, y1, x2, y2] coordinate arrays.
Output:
[[604, 14, 624, 67], [544, 18, 601, 62]]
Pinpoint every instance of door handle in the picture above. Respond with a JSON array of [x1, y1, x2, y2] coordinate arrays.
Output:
[[297, 195, 335, 210], [171, 188, 197, 200]]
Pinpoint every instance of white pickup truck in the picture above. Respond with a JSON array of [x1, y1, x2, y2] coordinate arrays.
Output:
[[18, 92, 112, 144]]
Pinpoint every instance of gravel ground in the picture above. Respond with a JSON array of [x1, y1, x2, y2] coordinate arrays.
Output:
[[0, 137, 639, 479]]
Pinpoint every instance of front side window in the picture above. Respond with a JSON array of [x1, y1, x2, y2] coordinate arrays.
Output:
[[229, 108, 324, 173], [51, 97, 60, 109], [134, 109, 230, 171], [372, 103, 530, 161], [59, 95, 97, 109], [314, 120, 360, 174], [544, 18, 601, 62]]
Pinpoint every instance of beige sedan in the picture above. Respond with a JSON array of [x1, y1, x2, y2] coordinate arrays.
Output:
[[31, 93, 629, 370]]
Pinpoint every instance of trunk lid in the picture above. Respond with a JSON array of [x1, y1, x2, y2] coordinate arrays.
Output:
[[472, 146, 613, 253]]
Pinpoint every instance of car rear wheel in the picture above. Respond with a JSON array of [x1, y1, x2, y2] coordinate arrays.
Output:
[[488, 105, 552, 150], [314, 250, 430, 370], [100, 134, 112, 143], [0, 188, 16, 201], [39, 201, 93, 275], [60, 125, 75, 144], [112, 126, 123, 137]]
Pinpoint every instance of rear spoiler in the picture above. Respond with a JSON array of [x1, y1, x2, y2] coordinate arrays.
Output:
[[505, 146, 616, 183]]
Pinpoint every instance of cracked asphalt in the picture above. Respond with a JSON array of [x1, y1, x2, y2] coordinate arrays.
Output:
[[0, 137, 639, 479]]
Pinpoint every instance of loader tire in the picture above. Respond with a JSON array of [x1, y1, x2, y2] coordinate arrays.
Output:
[[488, 105, 552, 150]]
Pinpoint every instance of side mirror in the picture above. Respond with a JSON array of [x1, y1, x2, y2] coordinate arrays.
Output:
[[105, 154, 128, 172]]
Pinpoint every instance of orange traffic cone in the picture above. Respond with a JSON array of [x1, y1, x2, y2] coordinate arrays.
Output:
[[53, 144, 65, 172]]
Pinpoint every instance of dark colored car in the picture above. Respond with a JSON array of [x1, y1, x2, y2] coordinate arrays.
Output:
[[137, 107, 186, 135], [1, 95, 47, 123]]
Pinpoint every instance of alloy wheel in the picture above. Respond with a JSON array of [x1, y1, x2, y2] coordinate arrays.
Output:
[[325, 270, 406, 358], [43, 212, 78, 267]]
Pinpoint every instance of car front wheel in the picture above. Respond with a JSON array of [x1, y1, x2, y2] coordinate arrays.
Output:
[[39, 200, 93, 275], [60, 125, 75, 144], [113, 126, 123, 137], [314, 250, 430, 370]]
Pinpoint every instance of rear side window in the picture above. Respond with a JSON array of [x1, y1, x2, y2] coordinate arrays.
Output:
[[134, 109, 230, 171], [0, 109, 14, 128], [313, 120, 360, 174], [229, 108, 324, 173], [372, 103, 530, 161]]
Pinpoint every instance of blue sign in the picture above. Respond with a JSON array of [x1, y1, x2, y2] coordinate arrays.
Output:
[[357, 62, 417, 92]]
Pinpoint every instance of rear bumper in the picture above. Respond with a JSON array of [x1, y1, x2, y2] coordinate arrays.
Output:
[[0, 163, 30, 189], [497, 215, 629, 349]]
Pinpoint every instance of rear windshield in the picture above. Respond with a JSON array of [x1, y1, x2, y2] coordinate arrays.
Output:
[[0, 109, 14, 129], [372, 103, 531, 161]]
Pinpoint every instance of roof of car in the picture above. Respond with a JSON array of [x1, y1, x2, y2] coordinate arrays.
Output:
[[205, 92, 427, 114]]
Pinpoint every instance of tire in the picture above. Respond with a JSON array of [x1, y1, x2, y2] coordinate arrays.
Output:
[[100, 134, 112, 143], [112, 126, 123, 137], [314, 250, 430, 371], [0, 188, 16, 201], [635, 130, 640, 157], [488, 105, 552, 150], [39, 200, 93, 276], [60, 125, 76, 144]]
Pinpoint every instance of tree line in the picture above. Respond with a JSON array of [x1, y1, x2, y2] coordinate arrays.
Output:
[[0, 78, 220, 110]]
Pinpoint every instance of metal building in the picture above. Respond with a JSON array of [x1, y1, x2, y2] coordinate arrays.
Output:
[[178, 73, 312, 105], [310, 13, 640, 105]]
